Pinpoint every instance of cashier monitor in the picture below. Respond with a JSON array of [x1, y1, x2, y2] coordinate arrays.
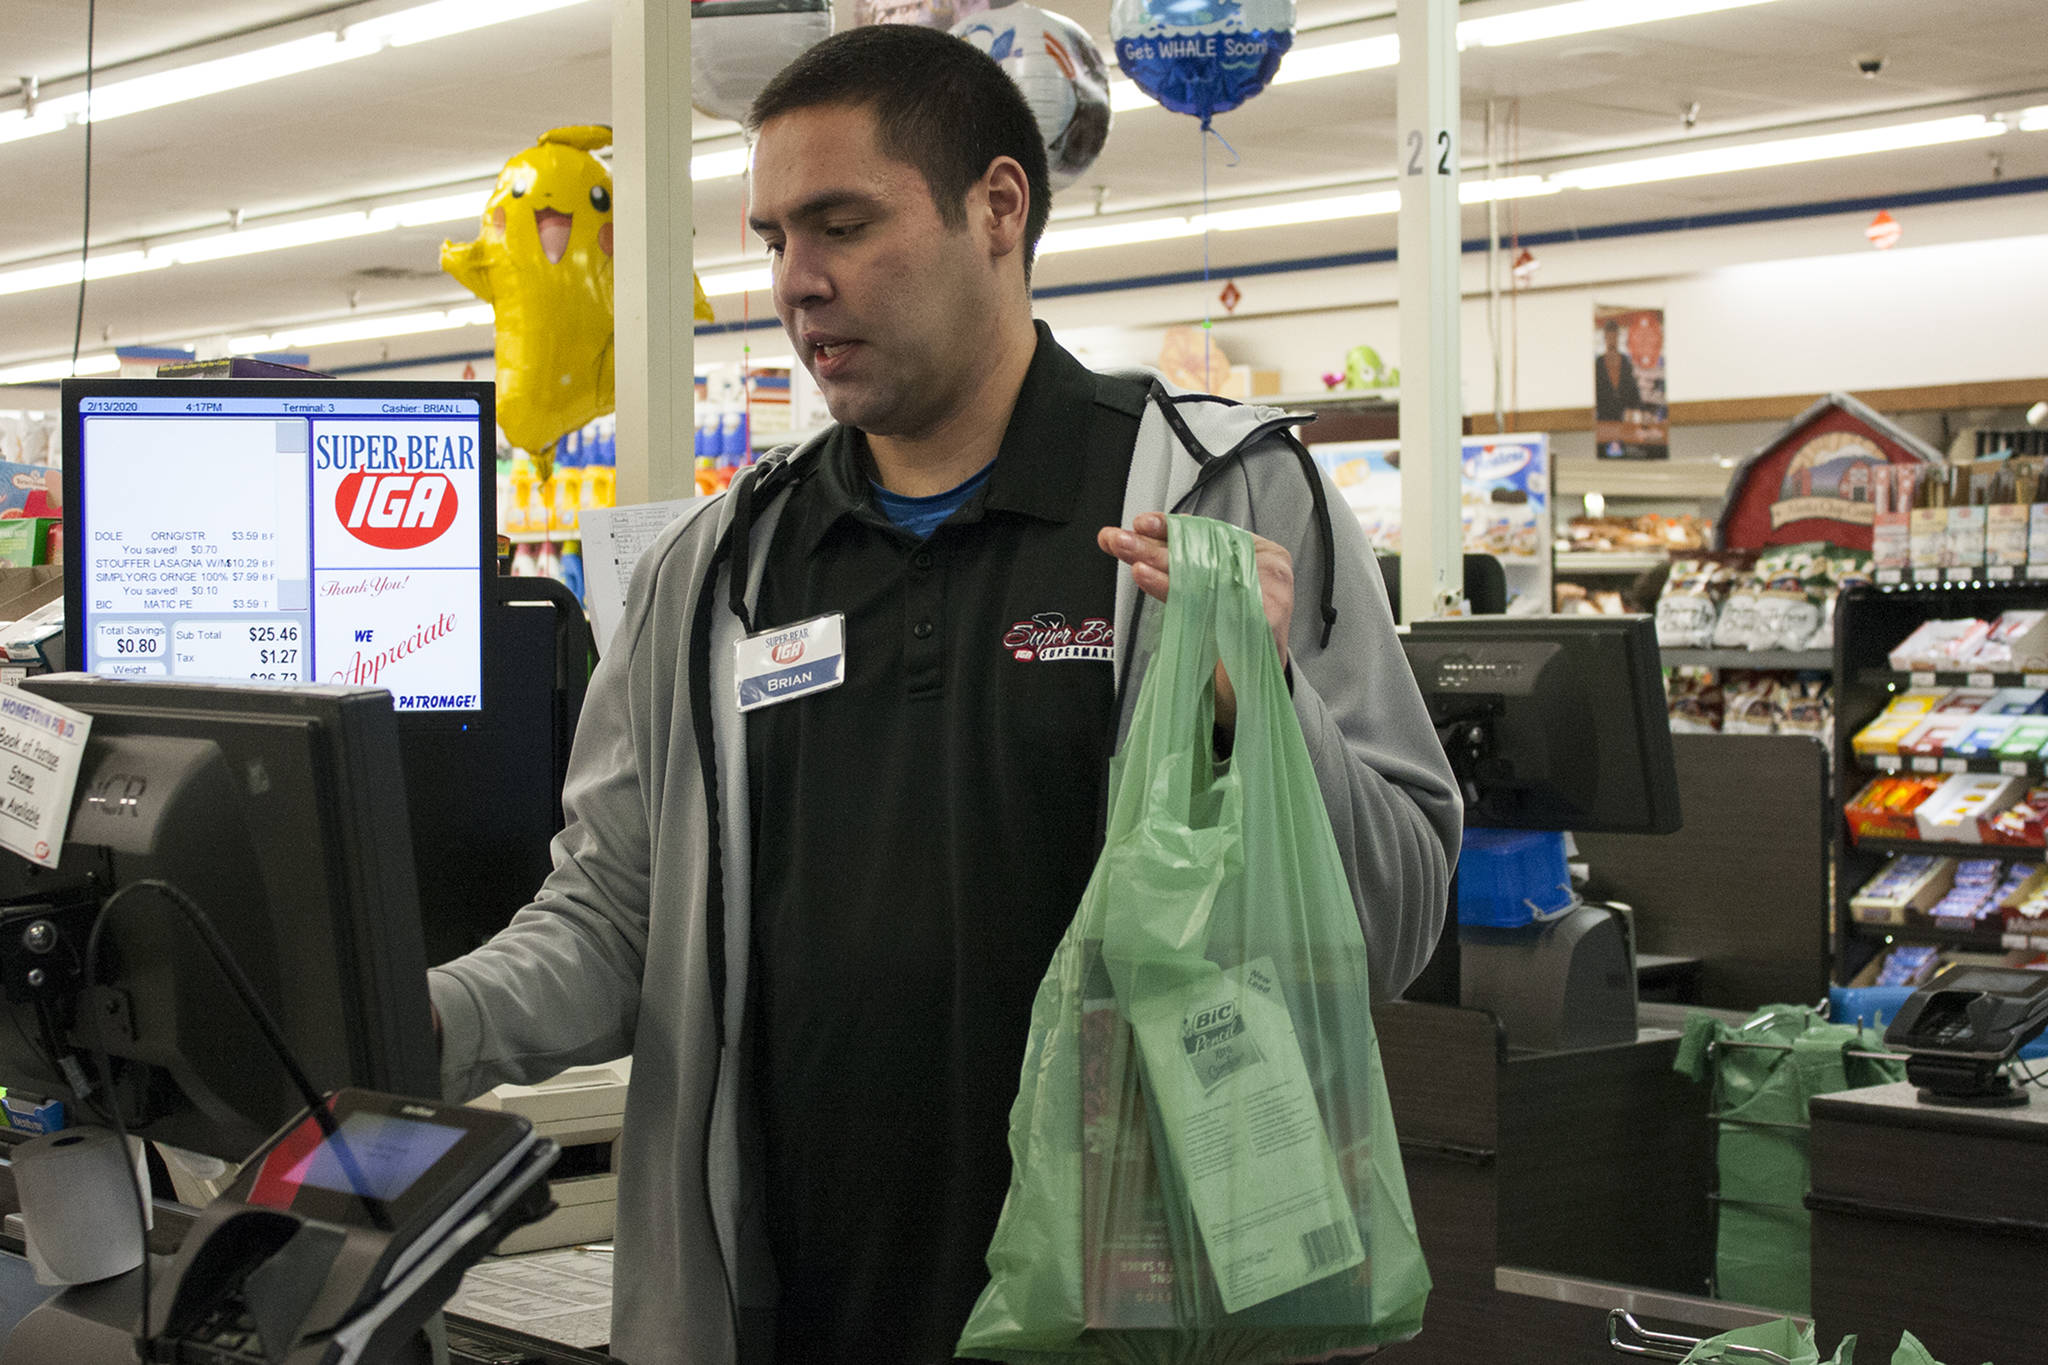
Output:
[[0, 675, 438, 1160], [1400, 616, 1682, 1046], [1401, 614, 1681, 837]]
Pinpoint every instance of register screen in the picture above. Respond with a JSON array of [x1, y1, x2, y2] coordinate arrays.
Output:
[[73, 390, 487, 711]]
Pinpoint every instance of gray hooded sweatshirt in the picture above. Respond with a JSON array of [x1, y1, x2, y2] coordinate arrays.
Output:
[[429, 367, 1462, 1364]]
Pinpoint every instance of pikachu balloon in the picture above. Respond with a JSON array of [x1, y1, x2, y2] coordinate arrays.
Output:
[[443, 126, 615, 465]]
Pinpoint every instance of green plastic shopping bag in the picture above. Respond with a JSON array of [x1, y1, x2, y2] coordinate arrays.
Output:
[[958, 515, 1431, 1364]]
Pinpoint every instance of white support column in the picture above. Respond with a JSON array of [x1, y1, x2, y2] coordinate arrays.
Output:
[[612, 0, 696, 506], [1396, 0, 1463, 624]]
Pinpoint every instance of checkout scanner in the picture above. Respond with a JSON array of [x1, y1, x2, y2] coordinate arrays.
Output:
[[1883, 964, 2048, 1107], [5, 1089, 557, 1364], [1401, 616, 1681, 1051]]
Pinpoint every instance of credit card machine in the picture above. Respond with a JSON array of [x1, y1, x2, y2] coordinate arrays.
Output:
[[1884, 964, 2048, 1107], [2, 1089, 559, 1365]]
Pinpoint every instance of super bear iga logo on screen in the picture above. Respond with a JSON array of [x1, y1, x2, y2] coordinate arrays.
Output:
[[318, 430, 475, 550]]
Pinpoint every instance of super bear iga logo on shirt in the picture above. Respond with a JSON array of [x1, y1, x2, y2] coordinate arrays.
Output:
[[1003, 613, 1114, 662]]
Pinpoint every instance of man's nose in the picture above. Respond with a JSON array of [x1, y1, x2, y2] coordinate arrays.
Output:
[[774, 241, 831, 312]]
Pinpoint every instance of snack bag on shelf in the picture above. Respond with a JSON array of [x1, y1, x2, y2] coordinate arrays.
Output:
[[1805, 548, 1872, 651], [1722, 674, 1785, 735], [1778, 680, 1830, 739], [1664, 668, 1725, 733], [1750, 545, 1826, 652], [1711, 561, 1767, 650], [1655, 557, 1733, 650]]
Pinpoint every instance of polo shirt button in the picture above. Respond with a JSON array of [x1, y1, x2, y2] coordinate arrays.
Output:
[[912, 550, 935, 570], [912, 620, 934, 639]]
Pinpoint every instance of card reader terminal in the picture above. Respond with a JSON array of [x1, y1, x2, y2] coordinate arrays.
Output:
[[0, 1088, 558, 1365]]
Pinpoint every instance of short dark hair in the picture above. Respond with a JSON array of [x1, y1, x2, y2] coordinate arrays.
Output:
[[746, 24, 1052, 278]]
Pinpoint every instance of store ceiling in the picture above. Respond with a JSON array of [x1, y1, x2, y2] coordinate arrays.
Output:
[[3, 0, 2046, 374]]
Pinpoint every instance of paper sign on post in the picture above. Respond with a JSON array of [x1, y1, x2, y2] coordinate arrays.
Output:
[[0, 687, 92, 868]]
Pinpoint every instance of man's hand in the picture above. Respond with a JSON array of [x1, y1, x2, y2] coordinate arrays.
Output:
[[1097, 511, 1294, 733]]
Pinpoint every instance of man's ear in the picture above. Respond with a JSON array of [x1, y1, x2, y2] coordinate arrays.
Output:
[[981, 155, 1031, 261]]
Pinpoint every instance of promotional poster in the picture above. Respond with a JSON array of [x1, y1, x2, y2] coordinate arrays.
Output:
[[1593, 304, 1669, 460]]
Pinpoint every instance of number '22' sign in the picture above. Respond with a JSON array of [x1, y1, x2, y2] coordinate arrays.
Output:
[[1404, 129, 1452, 176]]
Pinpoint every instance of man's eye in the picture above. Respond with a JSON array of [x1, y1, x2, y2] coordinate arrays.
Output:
[[824, 223, 862, 239]]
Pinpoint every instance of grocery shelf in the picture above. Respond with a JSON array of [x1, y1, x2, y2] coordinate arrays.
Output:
[[1860, 752, 2045, 779], [1662, 648, 1833, 671], [1554, 550, 1668, 574], [1845, 920, 2010, 953], [1849, 835, 2045, 862], [1858, 667, 2048, 690], [1266, 389, 1397, 409]]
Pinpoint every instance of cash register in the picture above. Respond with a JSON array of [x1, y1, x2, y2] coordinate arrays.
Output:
[[0, 677, 557, 1361]]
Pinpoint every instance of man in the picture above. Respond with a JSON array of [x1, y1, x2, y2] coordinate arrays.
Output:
[[1595, 317, 1642, 422], [429, 24, 1459, 1365]]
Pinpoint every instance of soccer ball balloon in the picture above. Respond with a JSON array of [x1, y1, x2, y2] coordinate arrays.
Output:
[[953, 4, 1113, 191]]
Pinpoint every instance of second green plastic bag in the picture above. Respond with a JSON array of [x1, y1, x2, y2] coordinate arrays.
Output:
[[957, 515, 1431, 1365]]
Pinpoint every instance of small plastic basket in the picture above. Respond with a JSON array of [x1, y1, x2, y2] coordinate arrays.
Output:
[[1456, 829, 1578, 928]]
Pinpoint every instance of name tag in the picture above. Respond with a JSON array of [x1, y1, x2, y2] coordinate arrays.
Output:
[[735, 613, 846, 712]]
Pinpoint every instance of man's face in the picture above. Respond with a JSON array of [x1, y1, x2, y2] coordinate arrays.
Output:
[[749, 104, 1003, 439]]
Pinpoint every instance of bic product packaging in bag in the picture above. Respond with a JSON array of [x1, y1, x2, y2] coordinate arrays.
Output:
[[958, 515, 1430, 1365]]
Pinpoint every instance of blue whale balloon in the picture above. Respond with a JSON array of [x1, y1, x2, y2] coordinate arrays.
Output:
[[1110, 0, 1293, 125]]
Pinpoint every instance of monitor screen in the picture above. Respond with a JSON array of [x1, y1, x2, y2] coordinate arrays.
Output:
[[63, 379, 496, 714], [0, 675, 437, 1159], [1401, 614, 1681, 836]]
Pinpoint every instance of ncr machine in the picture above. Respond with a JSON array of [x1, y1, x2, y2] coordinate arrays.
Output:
[[1401, 615, 1683, 1050], [0, 676, 558, 1363]]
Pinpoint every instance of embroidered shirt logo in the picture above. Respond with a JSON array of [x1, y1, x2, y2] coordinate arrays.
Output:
[[1004, 613, 1114, 663]]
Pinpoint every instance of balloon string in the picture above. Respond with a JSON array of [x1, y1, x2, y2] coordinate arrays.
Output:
[[1196, 120, 1237, 392], [1201, 116, 1212, 391]]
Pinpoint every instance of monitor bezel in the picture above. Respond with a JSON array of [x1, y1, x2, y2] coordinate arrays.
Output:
[[60, 377, 499, 727]]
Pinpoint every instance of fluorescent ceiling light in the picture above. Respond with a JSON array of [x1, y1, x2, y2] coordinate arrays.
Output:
[[1274, 34, 1401, 86], [0, 0, 598, 148], [1461, 176, 1561, 203], [230, 303, 493, 353], [1197, 191, 1400, 233], [692, 148, 752, 182], [2020, 105, 2048, 133], [0, 353, 119, 386], [1550, 114, 2005, 190], [700, 267, 772, 297], [0, 188, 483, 297], [1460, 0, 1781, 49], [0, 250, 163, 297]]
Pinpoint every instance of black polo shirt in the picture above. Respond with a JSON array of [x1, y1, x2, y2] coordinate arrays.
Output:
[[746, 327, 1148, 1364]]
